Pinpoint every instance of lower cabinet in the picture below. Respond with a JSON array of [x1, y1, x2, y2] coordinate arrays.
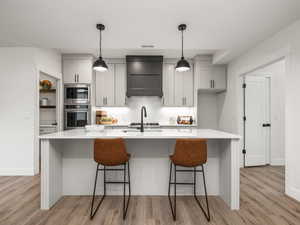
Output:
[[95, 63, 126, 106], [163, 63, 194, 107]]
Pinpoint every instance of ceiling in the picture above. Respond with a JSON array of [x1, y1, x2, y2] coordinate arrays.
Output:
[[1, 0, 300, 63]]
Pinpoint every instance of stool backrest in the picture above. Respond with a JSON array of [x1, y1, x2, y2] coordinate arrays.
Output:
[[173, 139, 207, 166], [94, 138, 128, 166]]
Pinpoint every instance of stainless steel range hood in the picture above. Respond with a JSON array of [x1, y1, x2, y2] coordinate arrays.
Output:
[[126, 55, 163, 97]]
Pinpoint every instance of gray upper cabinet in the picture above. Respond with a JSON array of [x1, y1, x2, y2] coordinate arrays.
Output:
[[163, 63, 194, 107], [63, 55, 93, 84], [95, 63, 126, 107], [194, 55, 227, 92]]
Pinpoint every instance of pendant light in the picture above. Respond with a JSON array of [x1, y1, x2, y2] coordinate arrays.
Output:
[[175, 24, 190, 72], [93, 24, 108, 72]]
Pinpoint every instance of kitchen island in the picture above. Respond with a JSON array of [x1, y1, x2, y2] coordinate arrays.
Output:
[[39, 128, 240, 210]]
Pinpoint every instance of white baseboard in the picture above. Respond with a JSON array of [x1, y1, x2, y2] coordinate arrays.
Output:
[[270, 158, 285, 166], [0, 168, 35, 176], [286, 186, 300, 202]]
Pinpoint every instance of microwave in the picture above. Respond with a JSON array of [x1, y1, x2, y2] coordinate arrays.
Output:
[[64, 84, 90, 105]]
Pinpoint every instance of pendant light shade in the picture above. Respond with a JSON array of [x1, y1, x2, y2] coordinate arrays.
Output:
[[93, 24, 108, 72], [93, 56, 108, 72], [175, 24, 190, 72]]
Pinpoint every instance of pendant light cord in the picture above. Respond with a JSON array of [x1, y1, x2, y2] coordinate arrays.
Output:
[[181, 30, 184, 59], [99, 29, 102, 58]]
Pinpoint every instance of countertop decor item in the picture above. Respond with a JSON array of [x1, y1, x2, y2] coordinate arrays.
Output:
[[40, 80, 52, 90]]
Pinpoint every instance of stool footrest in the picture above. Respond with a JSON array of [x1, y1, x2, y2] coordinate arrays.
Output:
[[176, 169, 203, 172], [98, 168, 125, 171], [170, 182, 195, 185], [105, 181, 129, 184]]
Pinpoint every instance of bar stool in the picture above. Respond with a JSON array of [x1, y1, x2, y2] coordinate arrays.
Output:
[[168, 138, 210, 221], [90, 138, 131, 220]]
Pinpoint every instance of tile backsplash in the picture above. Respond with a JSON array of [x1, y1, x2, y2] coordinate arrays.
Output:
[[92, 97, 196, 125]]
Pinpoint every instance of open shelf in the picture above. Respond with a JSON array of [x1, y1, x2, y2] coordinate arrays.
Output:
[[40, 89, 56, 93], [40, 105, 56, 109]]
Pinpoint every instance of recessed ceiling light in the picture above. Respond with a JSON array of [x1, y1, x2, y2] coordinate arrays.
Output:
[[141, 45, 155, 48]]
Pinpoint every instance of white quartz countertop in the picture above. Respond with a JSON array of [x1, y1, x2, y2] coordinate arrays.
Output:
[[39, 128, 241, 140]]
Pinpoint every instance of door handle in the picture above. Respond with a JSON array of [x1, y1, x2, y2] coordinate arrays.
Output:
[[77, 74, 79, 83], [262, 123, 271, 127], [74, 74, 76, 82]]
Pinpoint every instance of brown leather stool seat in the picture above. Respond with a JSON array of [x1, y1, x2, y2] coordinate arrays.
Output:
[[170, 138, 207, 167], [94, 138, 130, 166], [168, 138, 210, 222], [90, 138, 131, 220]]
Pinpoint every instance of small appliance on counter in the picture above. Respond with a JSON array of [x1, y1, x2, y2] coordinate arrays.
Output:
[[177, 116, 194, 125]]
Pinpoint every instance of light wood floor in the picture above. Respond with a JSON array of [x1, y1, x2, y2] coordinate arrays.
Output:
[[0, 166, 299, 225]]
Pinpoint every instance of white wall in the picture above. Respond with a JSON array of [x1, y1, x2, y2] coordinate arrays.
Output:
[[197, 92, 219, 129], [34, 48, 62, 79], [0, 47, 36, 175], [0, 47, 61, 175], [218, 19, 300, 201]]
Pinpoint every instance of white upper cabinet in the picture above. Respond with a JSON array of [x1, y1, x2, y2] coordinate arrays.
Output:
[[95, 64, 115, 106], [114, 63, 127, 106], [63, 56, 93, 84], [194, 56, 227, 92], [212, 65, 226, 90], [163, 63, 194, 107], [163, 64, 175, 106], [95, 63, 126, 107]]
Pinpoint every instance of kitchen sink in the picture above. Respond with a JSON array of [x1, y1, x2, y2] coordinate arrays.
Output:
[[122, 129, 163, 133]]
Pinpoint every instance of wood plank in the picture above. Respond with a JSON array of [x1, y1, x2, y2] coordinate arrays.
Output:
[[0, 166, 299, 225]]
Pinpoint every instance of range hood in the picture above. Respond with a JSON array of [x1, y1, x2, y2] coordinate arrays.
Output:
[[126, 55, 163, 97]]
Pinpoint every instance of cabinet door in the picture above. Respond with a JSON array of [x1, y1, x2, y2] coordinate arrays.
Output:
[[63, 58, 92, 84], [77, 59, 92, 84], [212, 65, 226, 90], [182, 67, 194, 106], [95, 64, 115, 106], [174, 70, 184, 106], [114, 63, 126, 106], [163, 64, 175, 106], [63, 59, 78, 83], [198, 65, 213, 89]]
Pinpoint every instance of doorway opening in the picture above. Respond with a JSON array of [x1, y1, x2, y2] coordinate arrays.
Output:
[[242, 59, 285, 168]]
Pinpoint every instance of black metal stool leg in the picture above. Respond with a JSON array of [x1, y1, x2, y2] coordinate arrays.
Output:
[[122, 161, 131, 220], [90, 164, 106, 219], [194, 165, 211, 221], [168, 161, 176, 220]]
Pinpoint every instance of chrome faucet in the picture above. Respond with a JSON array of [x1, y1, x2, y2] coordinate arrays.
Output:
[[140, 106, 147, 132]]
